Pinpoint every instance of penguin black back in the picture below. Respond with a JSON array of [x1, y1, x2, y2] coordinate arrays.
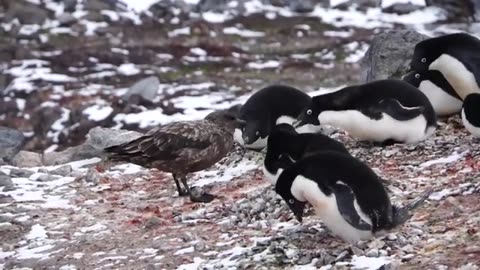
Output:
[[237, 85, 311, 148], [275, 151, 393, 233], [297, 79, 437, 127]]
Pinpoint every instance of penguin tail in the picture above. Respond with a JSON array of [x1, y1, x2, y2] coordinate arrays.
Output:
[[391, 188, 434, 227]]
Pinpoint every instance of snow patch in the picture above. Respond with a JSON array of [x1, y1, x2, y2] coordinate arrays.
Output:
[[247, 60, 280, 69], [83, 104, 114, 122], [419, 151, 468, 168]]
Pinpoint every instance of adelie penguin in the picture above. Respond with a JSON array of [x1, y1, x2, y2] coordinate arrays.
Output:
[[234, 85, 311, 150], [403, 70, 462, 116], [274, 151, 432, 243], [295, 79, 437, 145], [409, 32, 480, 100], [263, 123, 350, 184], [104, 110, 241, 203], [462, 93, 480, 138]]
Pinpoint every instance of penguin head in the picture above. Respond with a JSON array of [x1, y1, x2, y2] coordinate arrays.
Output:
[[275, 177, 307, 222], [463, 93, 480, 126], [294, 100, 321, 132], [241, 119, 270, 149], [264, 124, 299, 183], [409, 37, 445, 73], [402, 70, 423, 87]]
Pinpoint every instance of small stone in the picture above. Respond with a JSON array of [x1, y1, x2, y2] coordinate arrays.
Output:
[[321, 254, 336, 266], [144, 217, 161, 230], [50, 165, 72, 176], [402, 244, 415, 253], [84, 168, 101, 183], [0, 174, 13, 187], [11, 151, 43, 167], [123, 76, 160, 102], [9, 168, 35, 178], [366, 248, 379, 257], [368, 239, 386, 249], [194, 240, 207, 252], [335, 250, 349, 262], [57, 13, 77, 26], [386, 233, 398, 241], [296, 254, 313, 265], [465, 245, 480, 254], [379, 250, 389, 257], [351, 246, 364, 256], [34, 174, 58, 182]]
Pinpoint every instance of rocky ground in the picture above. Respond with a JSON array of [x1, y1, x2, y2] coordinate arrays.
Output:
[[1, 0, 480, 269]]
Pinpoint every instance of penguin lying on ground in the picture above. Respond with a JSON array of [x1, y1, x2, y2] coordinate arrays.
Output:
[[462, 93, 480, 138], [294, 79, 437, 145], [403, 70, 462, 116], [274, 151, 432, 243], [409, 32, 480, 100], [263, 124, 350, 184], [234, 84, 311, 150], [104, 110, 241, 203]]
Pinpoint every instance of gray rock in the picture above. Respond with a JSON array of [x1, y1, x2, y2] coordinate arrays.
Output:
[[84, 0, 117, 11], [50, 165, 72, 176], [35, 173, 58, 182], [11, 151, 43, 167], [332, 0, 380, 10], [123, 76, 160, 102], [425, 0, 476, 21], [0, 126, 24, 163], [366, 248, 379, 257], [84, 167, 101, 183], [57, 13, 77, 26], [43, 127, 142, 165], [9, 168, 35, 178], [144, 216, 162, 230], [360, 30, 429, 82], [4, 1, 50, 25], [296, 254, 313, 265], [0, 173, 13, 191], [64, 0, 78, 12], [382, 3, 422, 14], [289, 0, 315, 13]]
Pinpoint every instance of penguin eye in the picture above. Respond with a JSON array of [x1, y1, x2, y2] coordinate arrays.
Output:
[[255, 131, 260, 136], [306, 109, 312, 115], [415, 73, 420, 79], [421, 58, 426, 63], [288, 199, 294, 204]]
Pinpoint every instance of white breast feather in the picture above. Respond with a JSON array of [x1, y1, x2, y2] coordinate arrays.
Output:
[[418, 80, 462, 116]]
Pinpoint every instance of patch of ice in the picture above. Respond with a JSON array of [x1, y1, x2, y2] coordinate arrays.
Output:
[[429, 188, 451, 201], [59, 265, 77, 270], [177, 257, 205, 270], [174, 246, 195, 255], [122, 0, 160, 12], [168, 26, 191, 37], [350, 255, 391, 270], [223, 26, 265, 37], [202, 11, 232, 23], [83, 104, 114, 122], [81, 20, 108, 36], [381, 0, 426, 8], [16, 244, 54, 260], [107, 163, 144, 176], [118, 63, 141, 76], [191, 47, 207, 56], [193, 159, 258, 187], [26, 224, 48, 240], [247, 60, 280, 69], [419, 151, 468, 168]]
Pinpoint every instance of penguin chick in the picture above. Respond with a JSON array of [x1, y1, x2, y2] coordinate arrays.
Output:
[[295, 79, 437, 145], [462, 93, 480, 138], [263, 123, 350, 184], [104, 110, 241, 203], [409, 32, 480, 100], [403, 70, 462, 116], [275, 151, 432, 243], [235, 84, 311, 151]]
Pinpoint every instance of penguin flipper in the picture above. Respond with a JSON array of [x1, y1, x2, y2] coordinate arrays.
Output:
[[333, 182, 372, 231], [376, 98, 425, 121]]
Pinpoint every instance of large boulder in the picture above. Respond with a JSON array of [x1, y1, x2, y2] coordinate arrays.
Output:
[[11, 151, 43, 167], [123, 76, 160, 102], [360, 30, 429, 83], [0, 126, 24, 164], [3, 0, 50, 25], [42, 127, 143, 166]]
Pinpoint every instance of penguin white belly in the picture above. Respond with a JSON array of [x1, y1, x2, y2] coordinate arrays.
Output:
[[234, 128, 244, 145], [462, 109, 480, 138], [295, 124, 322, 134], [262, 166, 283, 184], [419, 80, 462, 116], [291, 176, 373, 243], [430, 54, 480, 100], [318, 110, 431, 144], [276, 115, 296, 125]]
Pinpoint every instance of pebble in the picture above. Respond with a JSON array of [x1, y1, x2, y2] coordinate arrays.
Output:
[[351, 246, 364, 256], [194, 241, 207, 252], [296, 254, 312, 265], [386, 233, 398, 240], [9, 168, 35, 178], [464, 245, 480, 254], [50, 165, 73, 176], [366, 248, 379, 257], [144, 217, 161, 230], [335, 250, 349, 262], [0, 174, 13, 188], [35, 173, 58, 182]]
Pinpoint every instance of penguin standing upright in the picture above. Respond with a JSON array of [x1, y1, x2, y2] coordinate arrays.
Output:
[[462, 93, 480, 138], [409, 32, 480, 100], [403, 70, 462, 116], [274, 151, 432, 243], [235, 85, 311, 150], [295, 79, 437, 145], [263, 124, 350, 184]]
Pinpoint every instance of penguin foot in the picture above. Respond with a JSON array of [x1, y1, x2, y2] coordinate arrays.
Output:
[[190, 193, 216, 203]]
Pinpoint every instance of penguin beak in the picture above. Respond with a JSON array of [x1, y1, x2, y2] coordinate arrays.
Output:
[[288, 200, 306, 223]]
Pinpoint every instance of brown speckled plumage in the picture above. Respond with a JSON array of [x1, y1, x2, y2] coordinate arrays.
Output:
[[104, 110, 240, 202]]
